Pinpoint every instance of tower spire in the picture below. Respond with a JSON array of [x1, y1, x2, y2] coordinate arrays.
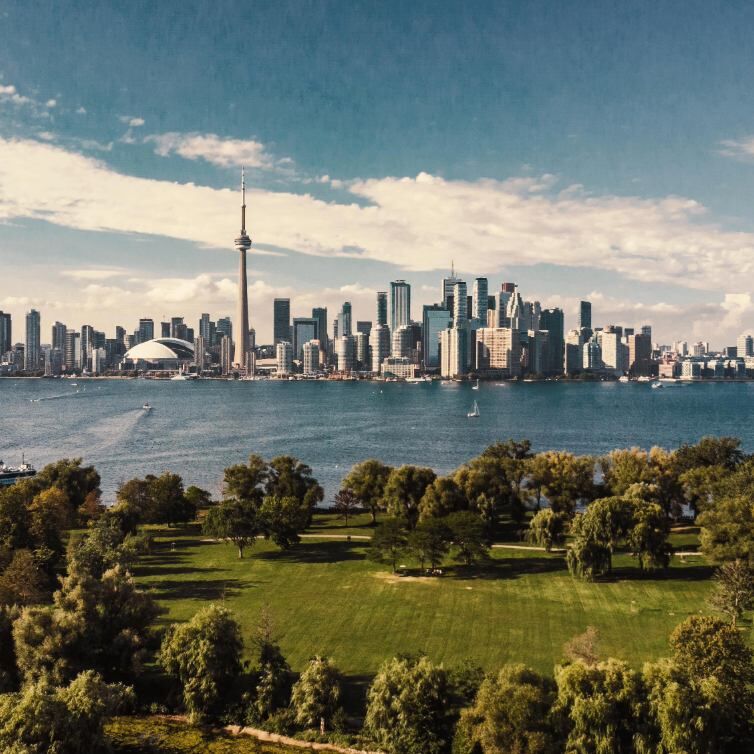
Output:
[[241, 166, 247, 234]]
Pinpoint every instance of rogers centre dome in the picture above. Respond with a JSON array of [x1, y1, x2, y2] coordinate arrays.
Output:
[[123, 338, 195, 368]]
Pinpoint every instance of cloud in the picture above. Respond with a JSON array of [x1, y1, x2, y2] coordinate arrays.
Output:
[[60, 268, 128, 281], [719, 137, 754, 160], [4, 137, 754, 297], [145, 132, 276, 169], [118, 115, 144, 127], [0, 84, 31, 106], [76, 106, 87, 115], [45, 99, 57, 108]]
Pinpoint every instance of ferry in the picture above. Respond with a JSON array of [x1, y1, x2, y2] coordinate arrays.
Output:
[[0, 457, 37, 486]]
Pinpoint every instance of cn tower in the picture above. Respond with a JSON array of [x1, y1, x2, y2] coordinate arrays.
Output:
[[234, 168, 252, 369]]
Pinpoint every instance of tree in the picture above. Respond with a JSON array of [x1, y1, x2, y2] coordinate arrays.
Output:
[[203, 498, 260, 558], [0, 606, 20, 692], [0, 670, 133, 754], [455, 455, 521, 528], [369, 518, 408, 572], [30, 458, 101, 520], [626, 498, 672, 571], [223, 453, 268, 507], [248, 610, 292, 724], [674, 436, 744, 473], [446, 511, 488, 566], [265, 456, 324, 514], [454, 664, 558, 754], [184, 484, 213, 509], [698, 494, 754, 565], [528, 509, 567, 552], [259, 495, 310, 549], [333, 488, 360, 527], [562, 626, 600, 666], [709, 560, 754, 627], [527, 452, 595, 517], [418, 477, 467, 521], [148, 472, 196, 525], [0, 483, 32, 552], [0, 549, 48, 606], [365, 655, 451, 754], [342, 459, 393, 525], [408, 518, 450, 571], [159, 604, 243, 722], [291, 656, 342, 733], [383, 466, 437, 529], [481, 439, 533, 461], [553, 659, 648, 754]]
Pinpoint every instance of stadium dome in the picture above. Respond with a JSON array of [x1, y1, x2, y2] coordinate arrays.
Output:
[[123, 338, 195, 365]]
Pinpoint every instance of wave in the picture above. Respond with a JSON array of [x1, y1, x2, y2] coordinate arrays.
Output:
[[30, 390, 81, 402]]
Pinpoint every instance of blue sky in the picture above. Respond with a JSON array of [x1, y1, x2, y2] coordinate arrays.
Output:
[[2, 0, 754, 344]]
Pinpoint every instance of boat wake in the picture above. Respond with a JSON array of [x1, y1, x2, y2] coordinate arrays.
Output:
[[30, 390, 81, 402]]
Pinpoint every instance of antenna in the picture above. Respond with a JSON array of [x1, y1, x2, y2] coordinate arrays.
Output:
[[451, 260, 455, 278], [241, 166, 247, 234]]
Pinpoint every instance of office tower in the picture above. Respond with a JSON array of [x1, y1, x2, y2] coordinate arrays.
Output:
[[355, 331, 369, 367], [737, 334, 753, 358], [356, 320, 372, 337], [24, 309, 41, 371], [506, 289, 525, 331], [422, 305, 451, 369], [376, 292, 388, 327], [81, 324, 95, 372], [292, 317, 318, 360], [390, 280, 411, 331], [641, 325, 652, 341], [564, 330, 583, 375], [45, 347, 63, 377], [64, 330, 80, 371], [302, 340, 320, 375], [274, 341, 292, 375], [332, 318, 339, 340], [527, 330, 549, 375], [475, 327, 521, 376], [452, 281, 468, 324], [194, 336, 206, 372], [0, 311, 10, 355], [138, 318, 154, 344], [337, 301, 352, 338], [628, 333, 653, 376], [579, 300, 592, 330], [441, 263, 462, 310], [312, 307, 328, 351], [440, 327, 469, 378], [501, 282, 516, 293], [115, 326, 126, 344], [472, 278, 488, 323], [539, 308, 564, 376], [600, 331, 627, 373], [220, 335, 233, 375], [234, 169, 252, 368], [199, 313, 217, 346], [217, 317, 232, 344], [273, 299, 291, 344], [391, 325, 412, 358], [370, 324, 391, 375], [51, 321, 67, 351], [583, 340, 602, 371], [624, 327, 635, 337], [335, 335, 355, 373], [161, 322, 170, 338], [91, 348, 107, 375]]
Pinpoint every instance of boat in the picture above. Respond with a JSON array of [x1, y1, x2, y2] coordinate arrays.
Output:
[[651, 382, 663, 390], [142, 403, 153, 412], [472, 379, 480, 390], [618, 376, 630, 383], [0, 457, 36, 487], [467, 400, 480, 418]]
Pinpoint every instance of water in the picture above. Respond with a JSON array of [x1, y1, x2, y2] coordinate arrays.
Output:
[[2, 378, 754, 502]]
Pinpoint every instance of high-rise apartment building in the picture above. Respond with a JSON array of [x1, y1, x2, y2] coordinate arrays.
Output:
[[376, 292, 388, 327], [390, 280, 411, 332], [161, 322, 170, 338], [0, 311, 10, 355], [220, 335, 233, 375], [472, 278, 488, 323], [302, 340, 320, 375], [138, 318, 154, 344], [539, 308, 564, 376], [335, 335, 355, 373], [452, 281, 468, 324], [355, 332, 369, 367], [337, 302, 352, 338], [391, 325, 412, 359], [370, 324, 391, 375], [194, 336, 206, 372], [217, 317, 232, 344], [24, 309, 41, 372], [51, 321, 67, 352], [440, 326, 469, 378], [737, 333, 753, 358], [422, 305, 451, 369], [199, 313, 216, 346], [475, 327, 521, 376], [628, 333, 653, 377], [356, 321, 372, 337], [273, 299, 291, 344], [292, 317, 318, 360], [81, 324, 95, 372], [312, 307, 328, 352]]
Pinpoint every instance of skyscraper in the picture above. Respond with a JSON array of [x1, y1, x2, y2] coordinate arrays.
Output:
[[337, 301, 352, 337], [292, 317, 318, 359], [376, 292, 388, 327], [24, 309, 40, 371], [390, 280, 411, 332], [81, 324, 95, 372], [539, 308, 564, 376], [276, 341, 293, 375], [273, 299, 291, 344], [422, 304, 451, 369], [199, 313, 216, 346], [138, 318, 154, 343], [0, 311, 10, 355], [579, 300, 592, 337], [51, 321, 67, 352], [452, 281, 468, 324], [217, 317, 233, 343], [312, 307, 328, 351], [370, 324, 391, 374], [234, 168, 252, 368], [737, 333, 753, 358], [472, 278, 488, 323], [441, 263, 461, 310]]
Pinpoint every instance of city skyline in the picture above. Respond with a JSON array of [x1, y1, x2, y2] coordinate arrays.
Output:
[[4, 2, 754, 344]]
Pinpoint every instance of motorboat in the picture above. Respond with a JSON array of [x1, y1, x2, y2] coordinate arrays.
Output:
[[142, 403, 153, 412], [467, 400, 480, 418]]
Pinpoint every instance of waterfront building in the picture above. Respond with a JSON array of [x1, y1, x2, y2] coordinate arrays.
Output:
[[0, 311, 11, 356], [335, 335, 355, 373], [376, 292, 388, 326], [91, 347, 107, 375], [138, 318, 154, 344], [440, 326, 469, 378], [45, 347, 63, 377], [273, 299, 291, 345], [565, 329, 583, 375], [194, 336, 206, 372], [275, 340, 293, 375], [583, 339, 602, 371], [81, 324, 95, 372], [381, 356, 417, 379], [24, 309, 40, 372], [737, 333, 753, 358], [539, 308, 564, 376], [370, 324, 391, 375], [64, 329, 79, 371], [673, 340, 688, 356], [51, 321, 66, 352], [337, 301, 352, 338], [628, 333, 653, 376], [302, 340, 320, 375], [221, 335, 233, 375], [452, 281, 468, 325], [355, 331, 369, 368], [579, 300, 592, 330], [390, 280, 411, 332], [199, 313, 216, 347], [312, 307, 328, 353], [681, 360, 703, 380], [441, 264, 462, 311], [391, 325, 412, 358], [475, 327, 521, 376], [170, 317, 187, 342], [292, 317, 318, 360], [233, 169, 252, 369], [422, 304, 450, 369], [692, 341, 709, 357], [217, 317, 232, 345], [600, 330, 628, 374], [472, 278, 489, 323]]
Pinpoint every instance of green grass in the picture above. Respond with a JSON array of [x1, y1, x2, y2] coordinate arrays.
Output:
[[133, 518, 719, 679], [107, 716, 298, 753]]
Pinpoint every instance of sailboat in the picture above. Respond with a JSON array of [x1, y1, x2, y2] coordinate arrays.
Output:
[[467, 400, 480, 418], [472, 379, 479, 390]]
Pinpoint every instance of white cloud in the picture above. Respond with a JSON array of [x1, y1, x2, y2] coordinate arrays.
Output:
[[145, 132, 275, 169], [118, 115, 144, 127], [0, 84, 31, 106], [76, 106, 87, 115], [45, 99, 57, 108], [60, 268, 128, 281], [719, 137, 754, 159]]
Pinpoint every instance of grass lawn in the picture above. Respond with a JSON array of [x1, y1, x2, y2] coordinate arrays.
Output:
[[133, 516, 719, 680]]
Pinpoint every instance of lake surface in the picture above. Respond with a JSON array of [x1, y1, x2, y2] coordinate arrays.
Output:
[[1, 378, 753, 501]]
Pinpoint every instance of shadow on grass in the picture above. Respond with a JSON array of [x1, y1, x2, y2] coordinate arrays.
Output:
[[606, 564, 715, 582], [443, 555, 568, 581], [255, 540, 365, 564], [147, 577, 256, 602], [133, 564, 229, 578]]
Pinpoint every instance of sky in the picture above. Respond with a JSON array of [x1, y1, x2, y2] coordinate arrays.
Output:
[[2, 0, 754, 346]]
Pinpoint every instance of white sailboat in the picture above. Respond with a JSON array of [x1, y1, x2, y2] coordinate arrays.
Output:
[[467, 400, 480, 418], [472, 379, 479, 390]]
